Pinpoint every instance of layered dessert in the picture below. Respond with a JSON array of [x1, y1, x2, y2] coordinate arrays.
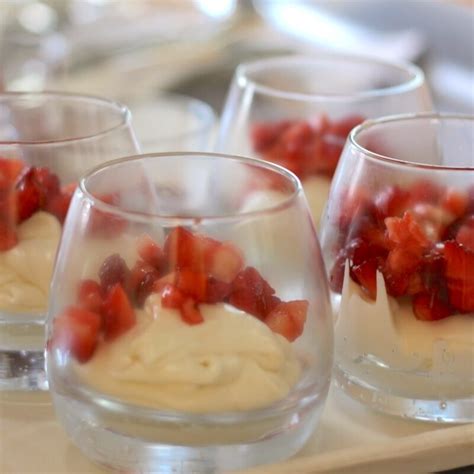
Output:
[[329, 181, 474, 397], [0, 157, 75, 314], [49, 228, 308, 412], [250, 115, 364, 225]]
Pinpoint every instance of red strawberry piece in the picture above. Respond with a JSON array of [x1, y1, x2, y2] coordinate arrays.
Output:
[[409, 180, 443, 204], [374, 186, 410, 221], [45, 182, 76, 223], [338, 188, 374, 232], [385, 211, 430, 253], [129, 261, 160, 306], [0, 158, 25, 191], [327, 115, 365, 139], [0, 220, 17, 251], [441, 189, 468, 218], [99, 254, 130, 294], [318, 137, 343, 177], [228, 266, 280, 319], [405, 272, 425, 296], [161, 283, 186, 309], [175, 268, 208, 302], [51, 306, 102, 362], [32, 167, 60, 205], [205, 277, 232, 303], [456, 215, 474, 252], [164, 227, 214, 272], [280, 121, 313, 154], [412, 292, 453, 321], [350, 259, 378, 299], [15, 167, 41, 222], [102, 283, 136, 340], [87, 193, 127, 238], [251, 120, 291, 152], [443, 240, 474, 312], [207, 242, 244, 283], [137, 233, 165, 269], [265, 300, 308, 342], [179, 297, 204, 325], [383, 247, 422, 297], [77, 279, 103, 313]]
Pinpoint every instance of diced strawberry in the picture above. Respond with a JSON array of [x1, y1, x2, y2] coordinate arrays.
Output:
[[206, 242, 244, 283], [250, 120, 291, 152], [137, 234, 165, 269], [45, 183, 76, 223], [129, 260, 160, 306], [77, 279, 103, 313], [161, 284, 186, 309], [0, 158, 25, 190], [205, 277, 232, 303], [99, 254, 130, 294], [440, 189, 468, 218], [0, 221, 17, 251], [265, 300, 308, 342], [228, 266, 280, 319], [15, 167, 41, 222], [179, 297, 204, 325], [385, 211, 430, 253], [374, 186, 410, 221], [409, 180, 443, 204], [350, 259, 377, 299], [443, 240, 474, 312], [164, 227, 215, 272], [412, 292, 453, 321], [318, 136, 343, 177], [32, 167, 60, 205], [51, 306, 102, 362], [102, 284, 136, 340], [327, 115, 365, 138], [87, 193, 127, 238], [175, 269, 208, 302], [455, 216, 474, 252]]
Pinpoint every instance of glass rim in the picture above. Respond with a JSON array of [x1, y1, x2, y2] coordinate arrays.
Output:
[[80, 151, 303, 224], [131, 92, 216, 143], [350, 112, 474, 171], [0, 91, 131, 146], [236, 53, 425, 102]]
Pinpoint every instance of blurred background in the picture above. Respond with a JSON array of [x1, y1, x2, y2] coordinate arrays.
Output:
[[0, 0, 473, 117]]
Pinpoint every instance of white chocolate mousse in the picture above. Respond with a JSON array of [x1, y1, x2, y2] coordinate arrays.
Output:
[[79, 295, 301, 412]]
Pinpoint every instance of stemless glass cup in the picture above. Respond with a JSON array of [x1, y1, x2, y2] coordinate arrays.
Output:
[[320, 113, 474, 423], [217, 54, 432, 228], [46, 152, 334, 472], [128, 93, 216, 152], [0, 91, 138, 391]]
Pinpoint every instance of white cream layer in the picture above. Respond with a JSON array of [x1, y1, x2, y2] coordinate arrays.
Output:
[[79, 295, 301, 412], [0, 212, 61, 314]]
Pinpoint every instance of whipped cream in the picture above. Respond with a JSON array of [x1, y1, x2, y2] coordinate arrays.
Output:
[[79, 295, 301, 412], [336, 264, 474, 397], [0, 212, 61, 314]]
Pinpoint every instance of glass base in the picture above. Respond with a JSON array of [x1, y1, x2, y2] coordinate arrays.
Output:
[[0, 320, 47, 391], [0, 349, 47, 391], [334, 364, 473, 423], [52, 393, 324, 472]]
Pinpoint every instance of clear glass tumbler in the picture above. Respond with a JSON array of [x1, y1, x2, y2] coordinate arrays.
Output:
[[128, 93, 216, 153], [46, 152, 334, 472], [0, 92, 138, 391], [217, 54, 432, 228], [320, 113, 474, 423]]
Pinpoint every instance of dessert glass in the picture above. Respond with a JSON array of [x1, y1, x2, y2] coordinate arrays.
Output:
[[319, 113, 474, 423], [217, 54, 432, 228], [129, 93, 216, 153], [46, 152, 334, 472], [0, 92, 138, 391]]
